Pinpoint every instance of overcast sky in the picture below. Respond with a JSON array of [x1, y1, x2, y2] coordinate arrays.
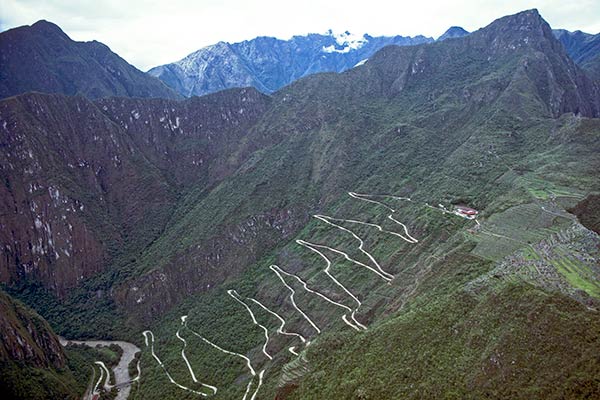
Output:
[[1, 0, 599, 71]]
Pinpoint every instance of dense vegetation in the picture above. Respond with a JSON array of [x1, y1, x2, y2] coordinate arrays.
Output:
[[0, 288, 128, 399], [128, 10, 600, 399], [0, 361, 80, 400], [285, 283, 600, 399], [1, 9, 600, 400], [65, 344, 123, 400]]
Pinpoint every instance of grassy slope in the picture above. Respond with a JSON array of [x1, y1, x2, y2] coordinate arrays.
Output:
[[132, 111, 600, 399], [127, 16, 600, 399], [285, 283, 600, 400]]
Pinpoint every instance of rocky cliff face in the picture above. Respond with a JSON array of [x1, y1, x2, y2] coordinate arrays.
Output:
[[0, 290, 65, 368], [95, 87, 272, 187], [0, 93, 129, 295], [479, 9, 600, 117], [0, 290, 83, 400], [0, 20, 181, 100], [148, 31, 433, 97], [0, 88, 271, 296]]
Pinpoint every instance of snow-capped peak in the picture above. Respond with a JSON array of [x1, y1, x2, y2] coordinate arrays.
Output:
[[322, 29, 368, 53]]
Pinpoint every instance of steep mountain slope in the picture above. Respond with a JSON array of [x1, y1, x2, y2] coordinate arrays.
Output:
[[0, 290, 80, 399], [4, 5, 599, 326], [0, 87, 271, 338], [553, 29, 600, 64], [582, 57, 600, 81], [553, 28, 600, 80], [148, 32, 433, 97], [1, 8, 600, 400], [0, 20, 181, 100], [127, 9, 600, 399], [286, 284, 600, 399], [0, 93, 173, 297]]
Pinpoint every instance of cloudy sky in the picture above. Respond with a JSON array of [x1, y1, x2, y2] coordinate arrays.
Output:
[[1, 0, 599, 71]]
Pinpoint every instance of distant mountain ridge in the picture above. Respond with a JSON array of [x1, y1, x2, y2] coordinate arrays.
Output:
[[148, 31, 436, 97], [0, 20, 181, 100], [151, 23, 600, 98], [553, 29, 600, 64], [553, 28, 600, 80]]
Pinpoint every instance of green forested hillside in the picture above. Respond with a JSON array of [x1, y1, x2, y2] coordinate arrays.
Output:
[[123, 10, 600, 400], [0, 290, 84, 399], [1, 9, 600, 400]]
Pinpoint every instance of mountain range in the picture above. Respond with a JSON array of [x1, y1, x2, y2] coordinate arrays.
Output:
[[2, 19, 598, 102], [147, 30, 437, 97], [148, 25, 600, 99], [0, 8, 600, 400]]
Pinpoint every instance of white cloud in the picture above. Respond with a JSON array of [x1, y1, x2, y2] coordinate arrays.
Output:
[[1, 0, 599, 70]]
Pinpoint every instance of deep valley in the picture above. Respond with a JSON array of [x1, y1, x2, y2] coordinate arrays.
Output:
[[1, 8, 599, 400]]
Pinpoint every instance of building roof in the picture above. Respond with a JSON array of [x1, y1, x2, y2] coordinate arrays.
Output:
[[456, 205, 478, 213]]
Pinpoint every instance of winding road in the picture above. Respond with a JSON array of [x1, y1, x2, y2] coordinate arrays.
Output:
[[227, 290, 273, 360], [133, 190, 445, 399], [182, 318, 264, 400], [245, 297, 307, 353], [175, 316, 218, 395], [59, 337, 140, 400], [297, 239, 367, 330], [272, 259, 365, 331], [314, 214, 396, 280], [386, 215, 419, 243], [92, 361, 106, 394], [297, 229, 393, 282], [257, 192, 424, 339], [143, 330, 212, 397], [348, 191, 412, 212], [270, 264, 322, 334]]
